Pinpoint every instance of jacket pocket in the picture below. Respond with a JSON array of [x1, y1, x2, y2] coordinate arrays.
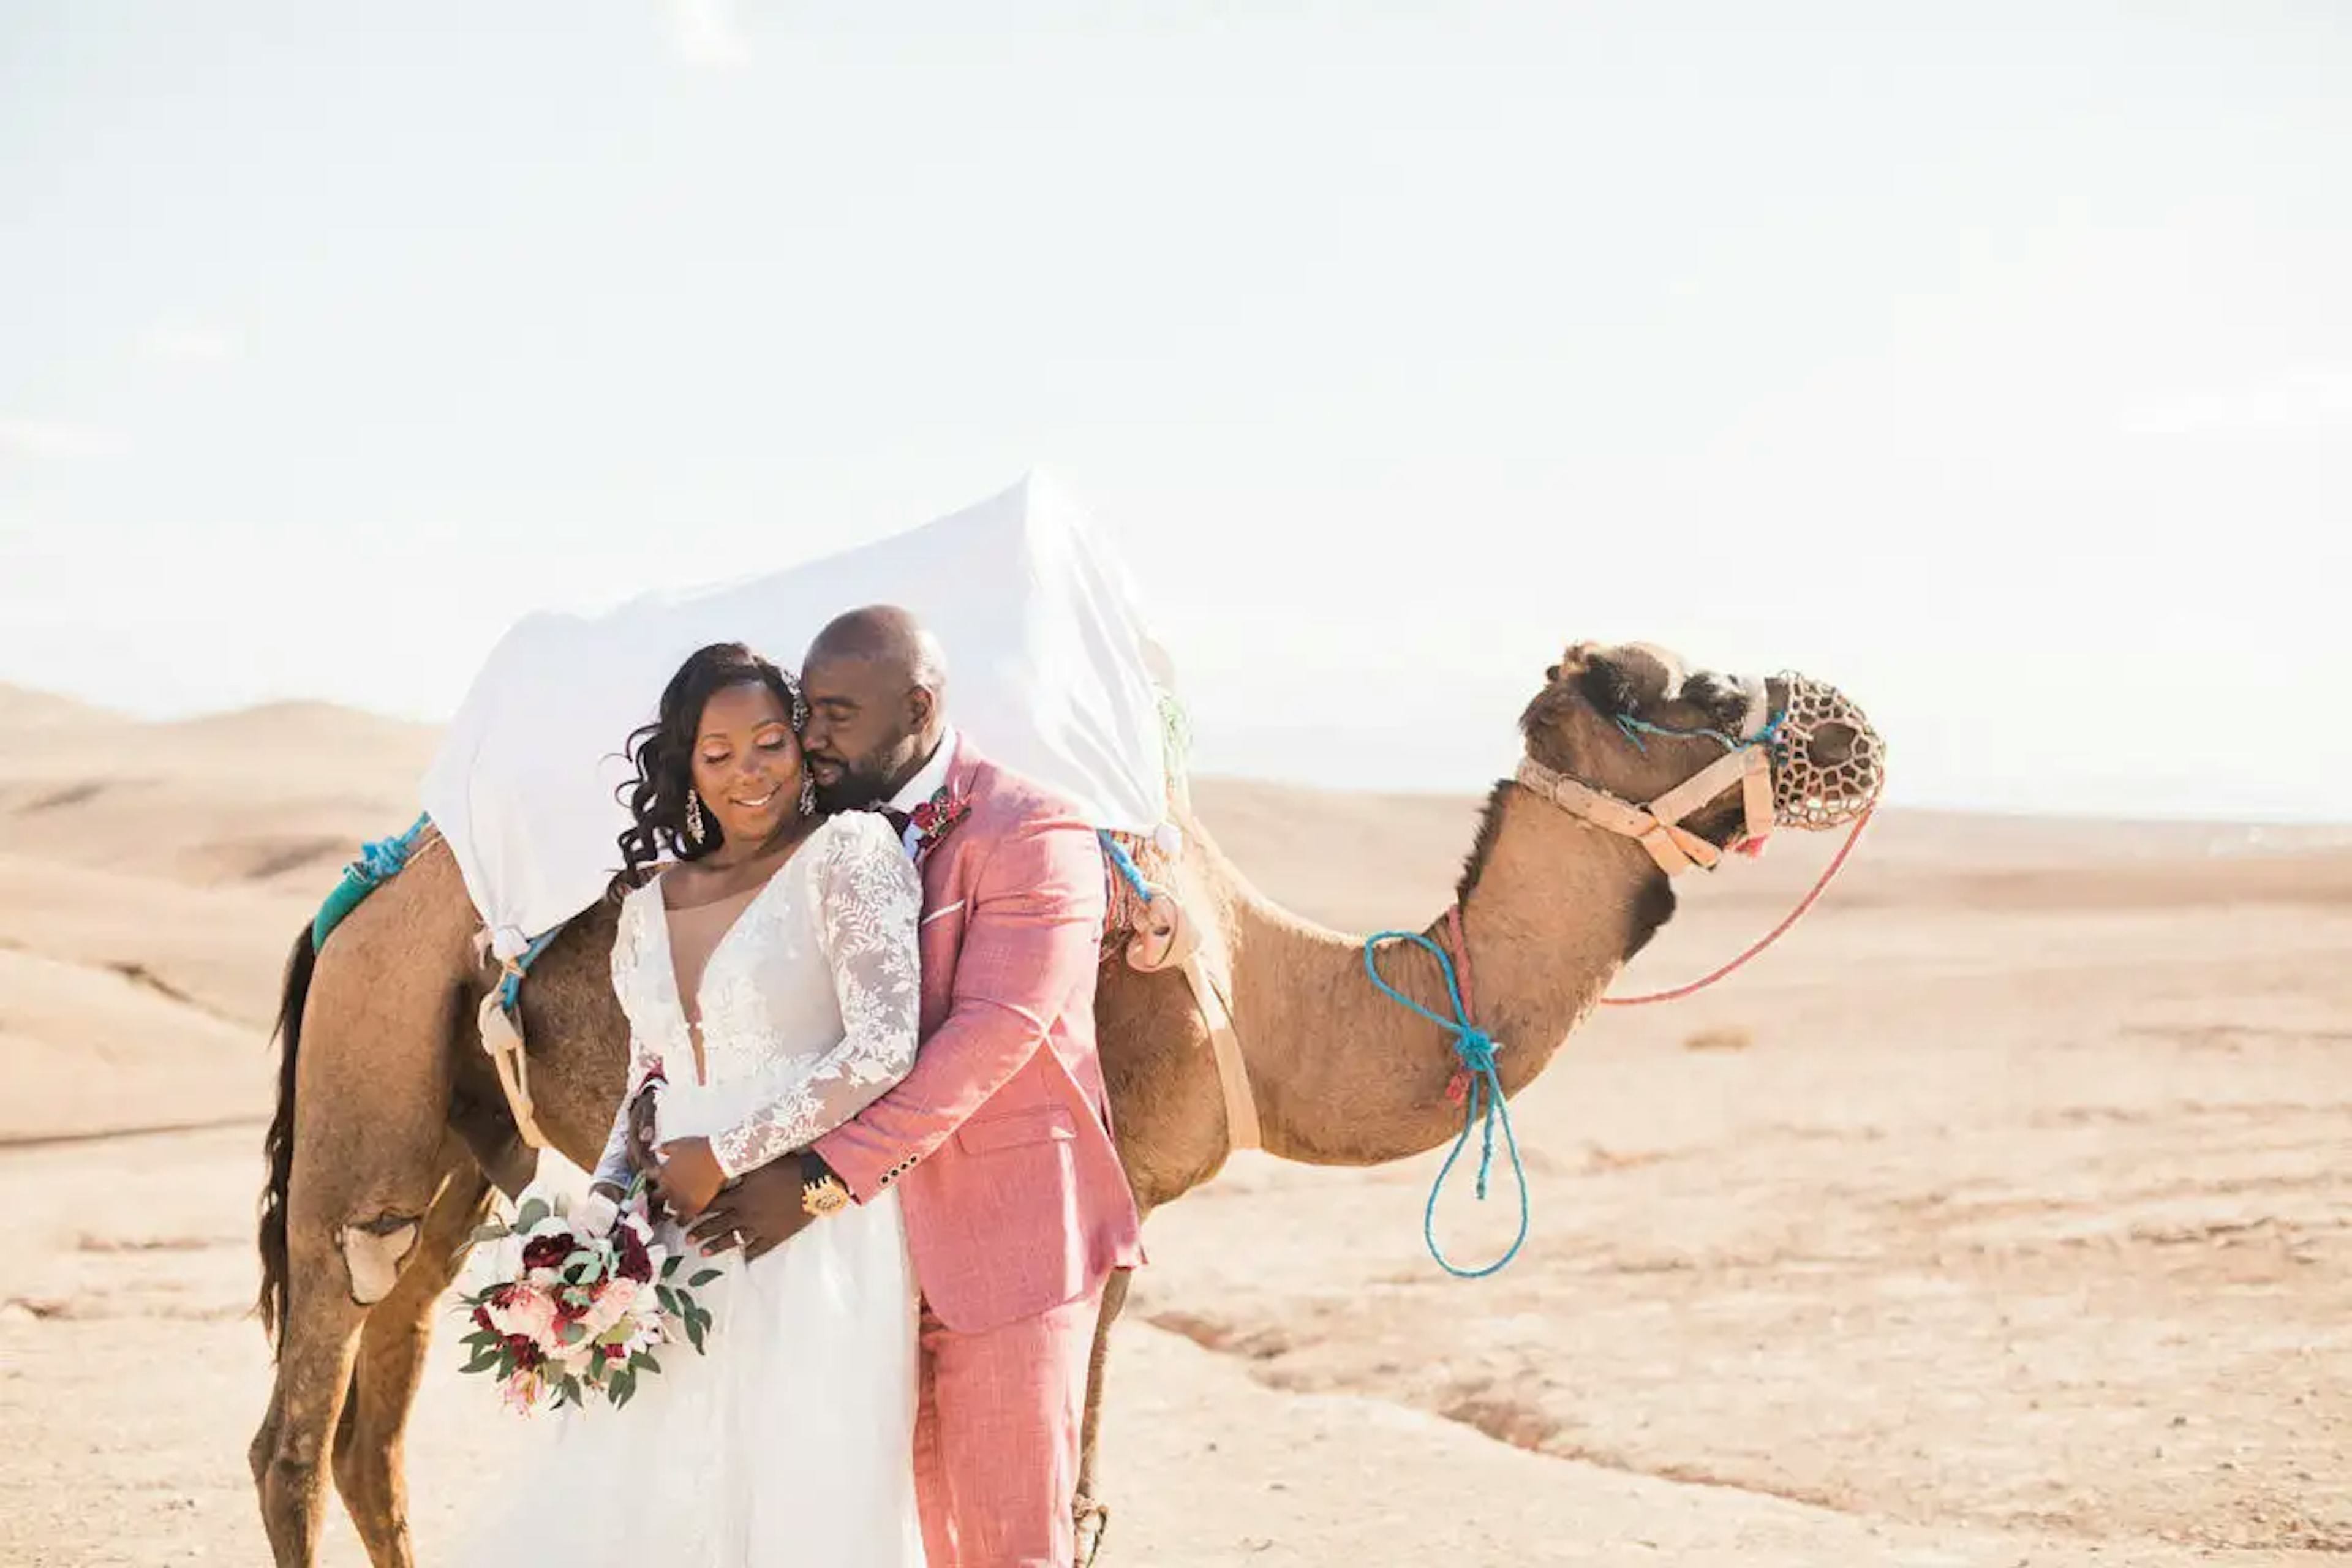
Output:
[[955, 1105, 1077, 1155]]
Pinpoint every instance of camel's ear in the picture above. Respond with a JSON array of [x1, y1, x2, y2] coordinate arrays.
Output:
[[1544, 664, 1561, 684]]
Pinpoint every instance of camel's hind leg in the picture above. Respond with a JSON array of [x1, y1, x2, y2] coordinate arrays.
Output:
[[255, 1140, 451, 1566], [1073, 1264, 1135, 1566], [254, 1001, 460, 1562], [333, 1154, 494, 1568], [254, 1238, 375, 1565]]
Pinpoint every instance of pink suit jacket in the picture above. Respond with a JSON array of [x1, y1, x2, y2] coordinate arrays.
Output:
[[813, 738, 1144, 1334]]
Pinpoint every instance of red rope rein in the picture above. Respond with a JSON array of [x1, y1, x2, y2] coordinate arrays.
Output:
[[1600, 805, 1874, 1006]]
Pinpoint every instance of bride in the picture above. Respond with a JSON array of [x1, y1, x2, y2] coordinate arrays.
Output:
[[459, 640, 927, 1566]]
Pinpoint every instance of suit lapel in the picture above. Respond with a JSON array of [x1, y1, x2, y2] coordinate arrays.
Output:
[[914, 739, 987, 1027]]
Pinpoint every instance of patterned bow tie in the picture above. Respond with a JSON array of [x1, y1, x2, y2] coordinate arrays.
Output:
[[879, 807, 913, 838]]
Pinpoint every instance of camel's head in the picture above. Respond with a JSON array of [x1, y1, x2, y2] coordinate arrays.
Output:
[[1520, 641, 1883, 856]]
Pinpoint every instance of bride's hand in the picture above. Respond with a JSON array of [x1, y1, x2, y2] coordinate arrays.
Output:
[[651, 1138, 726, 1219]]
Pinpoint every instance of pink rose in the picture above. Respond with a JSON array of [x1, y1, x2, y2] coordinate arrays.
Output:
[[581, 1276, 639, 1338], [487, 1284, 556, 1345]]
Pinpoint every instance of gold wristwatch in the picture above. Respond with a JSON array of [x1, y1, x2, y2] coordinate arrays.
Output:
[[799, 1152, 850, 1218]]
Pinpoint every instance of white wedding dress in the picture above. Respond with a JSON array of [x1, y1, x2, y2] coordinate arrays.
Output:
[[456, 811, 927, 1567]]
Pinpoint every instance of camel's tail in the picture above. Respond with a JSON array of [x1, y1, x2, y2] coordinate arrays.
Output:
[[256, 922, 317, 1354]]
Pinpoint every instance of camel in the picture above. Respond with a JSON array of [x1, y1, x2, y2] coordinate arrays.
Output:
[[249, 639, 1877, 1567]]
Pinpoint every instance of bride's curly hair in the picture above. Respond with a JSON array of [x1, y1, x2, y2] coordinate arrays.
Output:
[[609, 642, 809, 900]]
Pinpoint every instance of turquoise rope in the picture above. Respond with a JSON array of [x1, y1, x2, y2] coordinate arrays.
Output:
[[1614, 707, 1786, 756], [1361, 930, 1531, 1280], [495, 927, 563, 1014], [355, 815, 429, 880], [311, 813, 431, 949], [1098, 831, 1152, 902]]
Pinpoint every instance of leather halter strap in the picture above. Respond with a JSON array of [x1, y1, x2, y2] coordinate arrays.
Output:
[[1515, 744, 1772, 876]]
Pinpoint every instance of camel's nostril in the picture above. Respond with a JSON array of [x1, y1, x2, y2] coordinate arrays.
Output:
[[1808, 722, 1858, 768]]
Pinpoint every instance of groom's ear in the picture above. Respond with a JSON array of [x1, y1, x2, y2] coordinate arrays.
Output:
[[905, 684, 937, 734]]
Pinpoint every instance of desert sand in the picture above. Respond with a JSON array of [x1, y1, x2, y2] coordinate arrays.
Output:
[[2, 684, 2347, 1565]]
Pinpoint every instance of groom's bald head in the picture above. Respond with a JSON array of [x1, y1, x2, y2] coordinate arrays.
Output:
[[799, 606, 949, 812], [805, 605, 948, 695]]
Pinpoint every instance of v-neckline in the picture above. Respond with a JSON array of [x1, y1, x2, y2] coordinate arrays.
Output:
[[643, 834, 814, 1082]]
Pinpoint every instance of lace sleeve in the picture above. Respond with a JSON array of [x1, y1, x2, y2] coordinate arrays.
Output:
[[592, 892, 667, 1191], [709, 815, 924, 1180]]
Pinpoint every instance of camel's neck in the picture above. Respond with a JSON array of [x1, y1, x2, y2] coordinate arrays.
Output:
[[1216, 785, 1667, 1167]]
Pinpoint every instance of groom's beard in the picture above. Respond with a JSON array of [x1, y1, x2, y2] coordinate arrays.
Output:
[[810, 756, 896, 815]]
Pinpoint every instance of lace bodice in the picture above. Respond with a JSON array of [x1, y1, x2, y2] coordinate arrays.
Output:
[[593, 811, 922, 1183]]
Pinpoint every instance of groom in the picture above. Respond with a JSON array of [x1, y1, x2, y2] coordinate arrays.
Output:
[[688, 605, 1144, 1567]]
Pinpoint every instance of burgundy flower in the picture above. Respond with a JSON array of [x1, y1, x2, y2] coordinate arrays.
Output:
[[471, 1305, 495, 1334], [909, 788, 971, 861], [614, 1222, 654, 1284], [521, 1234, 571, 1273], [503, 1335, 544, 1370]]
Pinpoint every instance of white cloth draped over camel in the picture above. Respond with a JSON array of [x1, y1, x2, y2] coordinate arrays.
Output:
[[421, 471, 1174, 960]]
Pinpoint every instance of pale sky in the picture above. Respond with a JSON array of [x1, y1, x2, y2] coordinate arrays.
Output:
[[3, 2, 2347, 820]]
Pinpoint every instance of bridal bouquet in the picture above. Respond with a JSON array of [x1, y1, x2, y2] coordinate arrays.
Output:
[[456, 1183, 717, 1414]]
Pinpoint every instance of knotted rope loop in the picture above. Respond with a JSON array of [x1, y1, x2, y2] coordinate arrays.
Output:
[[1362, 928, 1530, 1279]]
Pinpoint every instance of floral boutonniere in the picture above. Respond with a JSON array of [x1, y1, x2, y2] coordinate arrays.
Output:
[[908, 786, 971, 864]]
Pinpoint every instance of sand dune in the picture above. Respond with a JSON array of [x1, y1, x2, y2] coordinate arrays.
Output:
[[2, 692, 2347, 1563], [0, 947, 268, 1144]]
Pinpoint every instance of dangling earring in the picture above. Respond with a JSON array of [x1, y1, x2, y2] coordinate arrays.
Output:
[[685, 788, 706, 845], [799, 775, 818, 818]]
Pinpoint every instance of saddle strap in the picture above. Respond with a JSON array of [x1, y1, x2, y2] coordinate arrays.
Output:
[[477, 991, 550, 1150], [1180, 953, 1261, 1153]]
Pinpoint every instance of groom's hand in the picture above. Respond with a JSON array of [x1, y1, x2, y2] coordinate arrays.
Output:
[[688, 1158, 813, 1262]]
